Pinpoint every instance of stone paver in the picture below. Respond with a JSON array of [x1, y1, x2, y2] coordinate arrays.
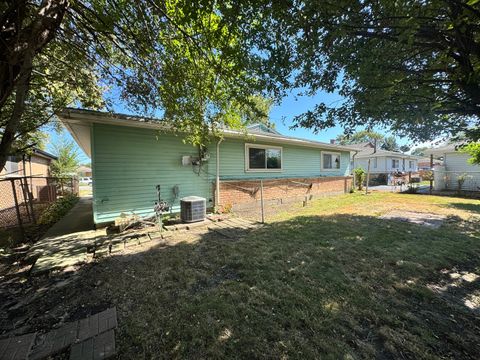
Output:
[[30, 322, 78, 360], [70, 330, 115, 360], [0, 333, 36, 360], [78, 308, 117, 342], [29, 308, 117, 360]]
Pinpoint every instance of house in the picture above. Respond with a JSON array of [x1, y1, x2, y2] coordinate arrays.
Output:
[[77, 165, 92, 178], [58, 108, 356, 225], [0, 148, 57, 226], [425, 143, 480, 191], [417, 157, 443, 171], [1, 148, 57, 178], [351, 142, 420, 185]]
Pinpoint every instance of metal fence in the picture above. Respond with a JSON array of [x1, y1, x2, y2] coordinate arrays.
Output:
[[0, 176, 79, 230]]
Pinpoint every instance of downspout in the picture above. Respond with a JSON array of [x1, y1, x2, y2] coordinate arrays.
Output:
[[215, 138, 223, 211], [352, 150, 359, 190]]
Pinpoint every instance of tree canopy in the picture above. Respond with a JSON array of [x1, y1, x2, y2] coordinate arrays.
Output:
[[245, 0, 480, 142], [3, 0, 480, 173], [50, 139, 81, 177], [336, 130, 384, 145], [0, 0, 267, 170]]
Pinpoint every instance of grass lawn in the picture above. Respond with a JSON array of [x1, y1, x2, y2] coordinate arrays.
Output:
[[18, 193, 480, 359]]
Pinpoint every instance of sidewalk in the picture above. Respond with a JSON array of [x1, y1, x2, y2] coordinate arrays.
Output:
[[42, 196, 94, 238], [27, 197, 105, 275]]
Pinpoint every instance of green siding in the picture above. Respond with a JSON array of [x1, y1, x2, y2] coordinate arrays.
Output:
[[219, 138, 350, 179], [91, 124, 351, 223], [92, 124, 215, 224]]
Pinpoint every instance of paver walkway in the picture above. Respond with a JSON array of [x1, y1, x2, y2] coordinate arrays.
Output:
[[28, 213, 261, 275], [0, 308, 117, 360], [27, 197, 105, 274], [42, 197, 94, 238]]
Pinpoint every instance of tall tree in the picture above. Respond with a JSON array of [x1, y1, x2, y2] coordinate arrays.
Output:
[[0, 1, 267, 170], [411, 147, 429, 156], [381, 136, 400, 152], [336, 130, 384, 145], [50, 139, 80, 177], [244, 0, 480, 142]]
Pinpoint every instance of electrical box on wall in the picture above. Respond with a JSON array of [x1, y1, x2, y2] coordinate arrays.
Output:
[[182, 155, 192, 166]]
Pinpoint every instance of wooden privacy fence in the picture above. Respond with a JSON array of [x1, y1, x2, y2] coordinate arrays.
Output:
[[0, 176, 79, 231]]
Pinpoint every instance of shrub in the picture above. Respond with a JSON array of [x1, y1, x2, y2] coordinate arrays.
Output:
[[38, 194, 79, 225], [457, 173, 470, 193], [353, 168, 366, 190], [405, 183, 418, 194]]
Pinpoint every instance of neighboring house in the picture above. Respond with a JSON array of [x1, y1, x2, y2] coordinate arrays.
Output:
[[351, 142, 420, 185], [77, 165, 92, 177], [417, 157, 443, 171], [0, 149, 57, 224], [0, 148, 57, 178], [58, 108, 356, 225], [426, 144, 480, 191]]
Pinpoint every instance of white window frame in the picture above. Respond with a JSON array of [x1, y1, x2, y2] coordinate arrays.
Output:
[[245, 143, 283, 172], [321, 151, 341, 171]]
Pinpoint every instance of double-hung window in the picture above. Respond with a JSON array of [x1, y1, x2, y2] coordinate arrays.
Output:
[[392, 159, 400, 169], [409, 160, 414, 169], [322, 152, 341, 170], [246, 144, 282, 171]]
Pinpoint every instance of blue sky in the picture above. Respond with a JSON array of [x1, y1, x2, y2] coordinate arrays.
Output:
[[47, 89, 412, 164]]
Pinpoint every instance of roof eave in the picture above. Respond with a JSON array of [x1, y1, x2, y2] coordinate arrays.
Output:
[[57, 108, 356, 152]]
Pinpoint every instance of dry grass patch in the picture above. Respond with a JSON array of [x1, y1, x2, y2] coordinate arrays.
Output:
[[4, 192, 480, 359]]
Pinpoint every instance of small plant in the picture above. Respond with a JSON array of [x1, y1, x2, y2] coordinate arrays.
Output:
[[456, 173, 470, 193], [38, 194, 79, 225], [353, 168, 366, 190], [222, 202, 233, 214], [405, 183, 418, 194]]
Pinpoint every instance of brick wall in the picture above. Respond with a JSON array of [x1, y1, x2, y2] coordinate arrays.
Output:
[[217, 176, 352, 211]]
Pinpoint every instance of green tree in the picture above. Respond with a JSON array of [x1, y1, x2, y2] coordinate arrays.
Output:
[[381, 136, 400, 152], [460, 142, 480, 165], [336, 130, 384, 145], [0, 1, 267, 170], [50, 139, 80, 177], [411, 147, 429, 157], [246, 0, 480, 142], [399, 145, 411, 153]]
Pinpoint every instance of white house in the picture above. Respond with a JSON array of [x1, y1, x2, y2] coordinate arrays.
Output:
[[425, 143, 480, 191], [351, 142, 419, 184]]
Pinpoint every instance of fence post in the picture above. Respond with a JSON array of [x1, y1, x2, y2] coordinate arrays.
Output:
[[11, 179, 25, 239], [429, 154, 433, 195], [365, 159, 371, 195], [260, 180, 265, 224]]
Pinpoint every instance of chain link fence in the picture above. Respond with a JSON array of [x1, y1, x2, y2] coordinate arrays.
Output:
[[0, 176, 79, 230]]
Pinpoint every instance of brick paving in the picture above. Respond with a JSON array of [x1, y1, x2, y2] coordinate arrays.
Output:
[[70, 330, 115, 360], [0, 333, 36, 360], [0, 308, 117, 360]]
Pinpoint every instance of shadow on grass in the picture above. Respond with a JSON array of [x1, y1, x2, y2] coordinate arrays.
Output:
[[4, 213, 480, 359], [446, 201, 480, 214]]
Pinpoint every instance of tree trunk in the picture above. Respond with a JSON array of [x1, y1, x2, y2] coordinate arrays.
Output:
[[0, 54, 33, 171], [0, 0, 68, 170]]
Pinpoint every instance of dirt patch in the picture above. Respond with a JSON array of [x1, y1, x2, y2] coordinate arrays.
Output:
[[379, 210, 447, 228]]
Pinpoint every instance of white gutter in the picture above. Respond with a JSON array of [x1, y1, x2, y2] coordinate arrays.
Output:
[[215, 138, 223, 210]]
